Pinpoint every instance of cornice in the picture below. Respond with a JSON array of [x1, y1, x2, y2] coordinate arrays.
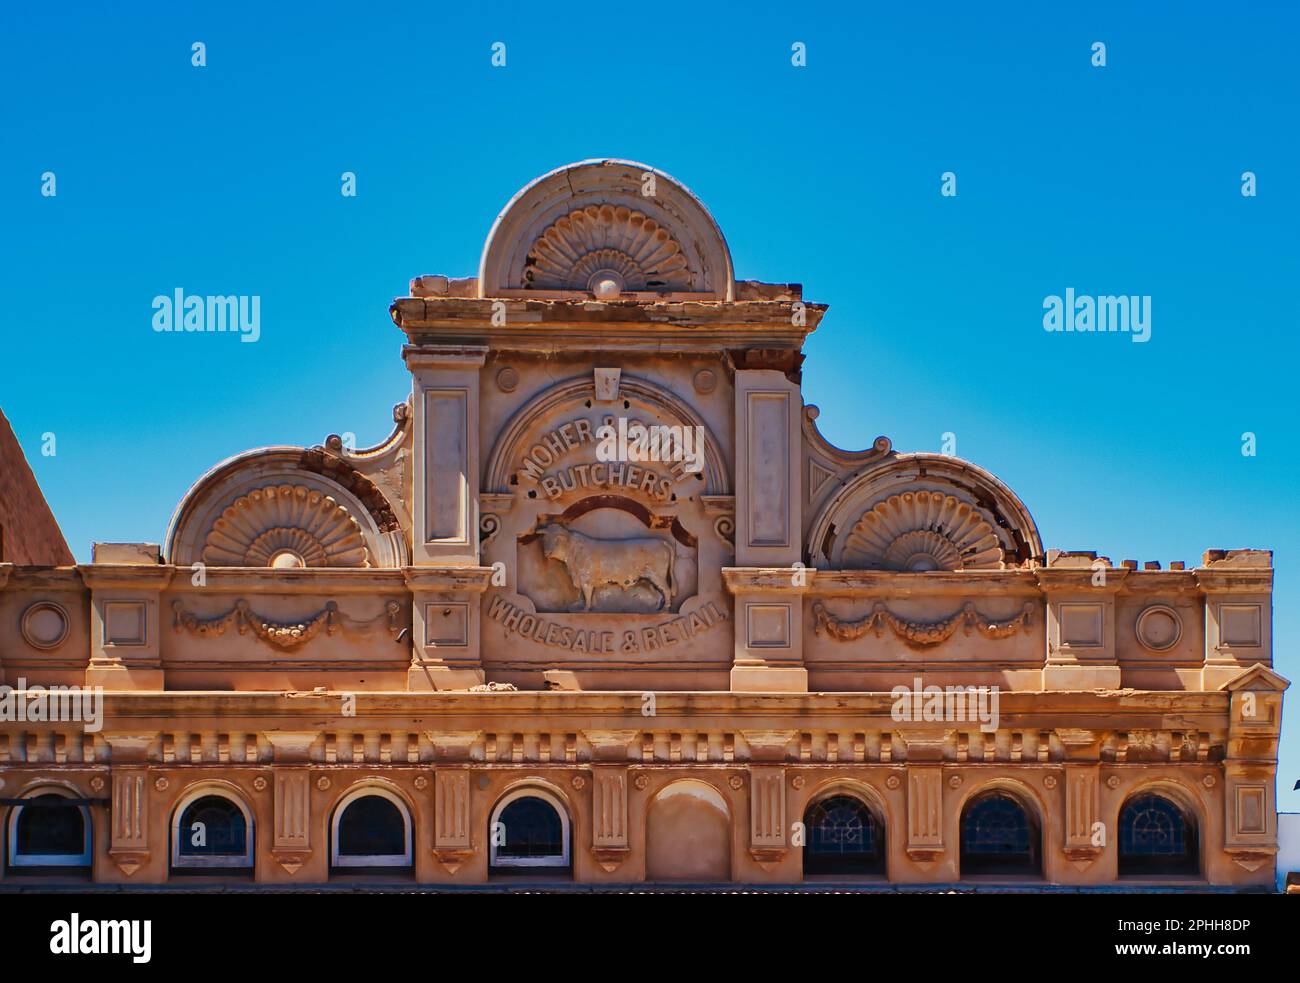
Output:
[[723, 567, 1043, 598], [1034, 567, 1131, 593], [390, 297, 821, 353], [1195, 568, 1273, 593], [173, 567, 409, 595], [77, 564, 176, 591], [39, 688, 1230, 722], [403, 566, 496, 592]]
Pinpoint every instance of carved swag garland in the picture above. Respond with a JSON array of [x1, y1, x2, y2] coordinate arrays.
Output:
[[811, 600, 1034, 648], [172, 599, 403, 650]]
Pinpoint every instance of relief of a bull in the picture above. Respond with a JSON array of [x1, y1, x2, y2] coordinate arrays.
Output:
[[538, 523, 676, 612]]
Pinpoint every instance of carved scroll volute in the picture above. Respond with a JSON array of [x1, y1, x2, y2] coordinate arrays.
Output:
[[110, 771, 149, 876], [591, 766, 629, 872], [748, 765, 787, 867], [434, 768, 473, 873], [272, 770, 312, 874], [906, 767, 944, 866]]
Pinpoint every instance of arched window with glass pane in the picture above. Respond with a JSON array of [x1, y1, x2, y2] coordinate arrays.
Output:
[[330, 788, 413, 869], [6, 789, 92, 869], [489, 789, 570, 870], [171, 792, 253, 870], [1119, 793, 1198, 876], [959, 791, 1040, 876], [802, 794, 885, 876]]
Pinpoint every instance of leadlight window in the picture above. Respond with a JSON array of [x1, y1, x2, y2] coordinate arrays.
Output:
[[959, 792, 1040, 875], [803, 794, 885, 875], [1119, 793, 1198, 876]]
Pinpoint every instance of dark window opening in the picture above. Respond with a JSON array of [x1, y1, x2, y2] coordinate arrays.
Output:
[[1119, 793, 1198, 876], [337, 795, 408, 859], [492, 796, 566, 867], [803, 794, 885, 875], [10, 793, 89, 869], [176, 796, 248, 861], [960, 792, 1040, 876]]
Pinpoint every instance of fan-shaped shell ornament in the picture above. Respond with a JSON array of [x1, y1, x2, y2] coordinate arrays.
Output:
[[524, 205, 693, 292], [201, 484, 370, 568], [841, 491, 1004, 571]]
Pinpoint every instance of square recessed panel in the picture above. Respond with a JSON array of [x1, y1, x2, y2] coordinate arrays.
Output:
[[1235, 785, 1267, 834], [103, 600, 147, 646], [1059, 602, 1104, 648], [425, 602, 469, 647], [1219, 604, 1262, 648], [746, 603, 791, 649]]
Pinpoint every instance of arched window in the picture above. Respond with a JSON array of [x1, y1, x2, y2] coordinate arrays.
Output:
[[6, 789, 91, 869], [330, 788, 412, 869], [1119, 793, 1198, 876], [803, 794, 885, 876], [959, 791, 1040, 876], [489, 789, 570, 870], [171, 792, 253, 870]]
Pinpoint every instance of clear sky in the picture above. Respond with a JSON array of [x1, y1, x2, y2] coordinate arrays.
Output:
[[2, 2, 1297, 806]]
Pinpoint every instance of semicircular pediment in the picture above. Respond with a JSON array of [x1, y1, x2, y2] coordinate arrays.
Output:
[[479, 159, 734, 300], [808, 454, 1042, 571], [165, 448, 409, 568]]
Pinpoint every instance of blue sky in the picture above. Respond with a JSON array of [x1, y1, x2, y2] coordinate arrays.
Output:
[[2, 2, 1297, 806]]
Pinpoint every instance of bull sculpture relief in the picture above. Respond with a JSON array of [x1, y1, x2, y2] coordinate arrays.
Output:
[[538, 523, 676, 612]]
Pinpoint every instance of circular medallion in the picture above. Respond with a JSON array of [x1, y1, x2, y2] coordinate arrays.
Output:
[[154, 777, 169, 792], [252, 777, 268, 792], [571, 775, 586, 791], [496, 367, 520, 393], [790, 775, 806, 790], [948, 775, 963, 789], [1136, 605, 1182, 652], [21, 601, 70, 650], [885, 775, 901, 790], [1202, 774, 1216, 788], [1043, 775, 1058, 790], [90, 777, 105, 792], [316, 776, 331, 791], [414, 776, 429, 790], [693, 369, 717, 394], [728, 775, 744, 791], [633, 774, 649, 791], [1106, 775, 1120, 789]]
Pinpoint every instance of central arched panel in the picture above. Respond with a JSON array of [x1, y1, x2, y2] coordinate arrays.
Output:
[[645, 780, 731, 882]]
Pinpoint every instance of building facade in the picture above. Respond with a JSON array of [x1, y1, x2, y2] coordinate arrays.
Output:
[[0, 160, 1288, 888]]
